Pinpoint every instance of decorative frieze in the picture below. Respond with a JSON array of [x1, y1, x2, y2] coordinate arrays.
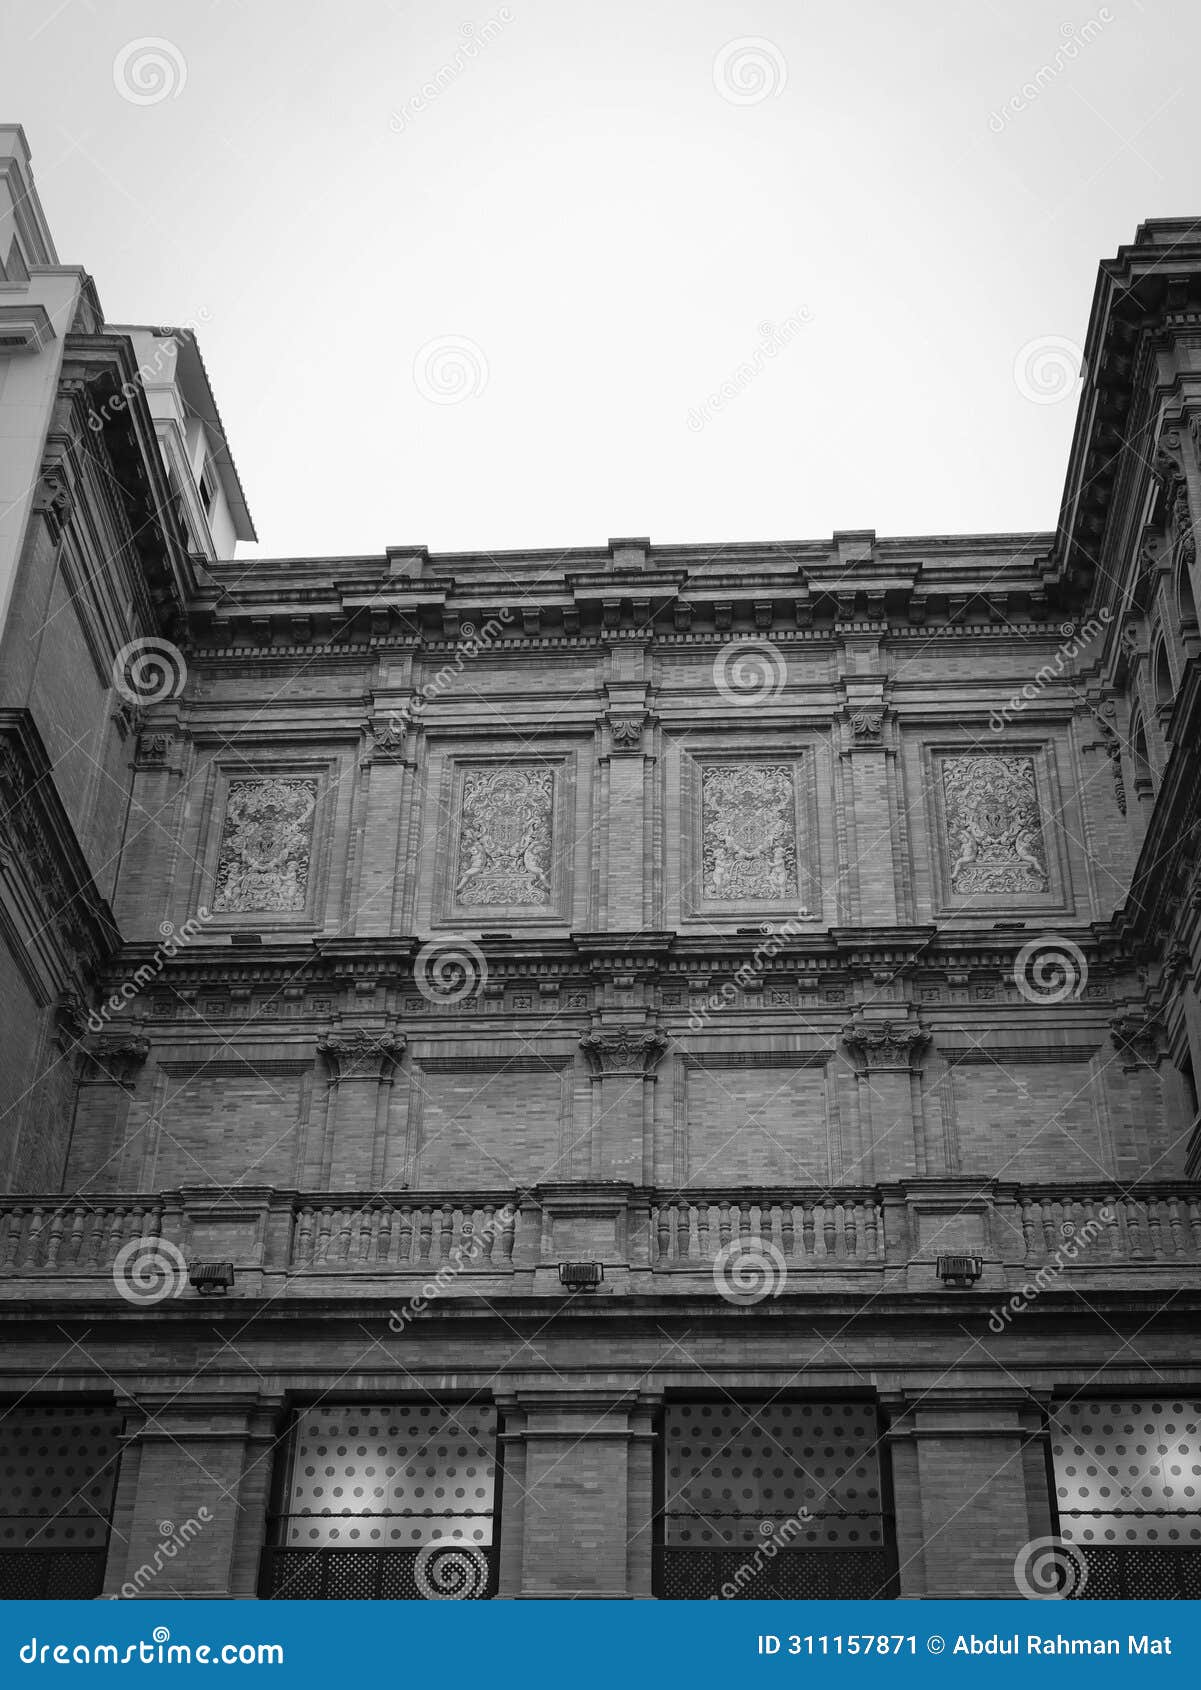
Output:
[[212, 777, 318, 913], [941, 753, 1048, 896], [455, 766, 554, 907], [701, 763, 797, 902]]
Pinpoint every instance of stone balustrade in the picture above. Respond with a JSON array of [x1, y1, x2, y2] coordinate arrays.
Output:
[[290, 1197, 518, 1269], [0, 1181, 1197, 1296], [652, 1191, 883, 1264], [1016, 1184, 1201, 1260], [0, 1199, 165, 1271]]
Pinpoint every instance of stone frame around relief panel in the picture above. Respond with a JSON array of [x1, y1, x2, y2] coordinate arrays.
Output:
[[193, 757, 336, 931], [679, 744, 818, 925], [433, 753, 575, 929], [923, 738, 1074, 919]]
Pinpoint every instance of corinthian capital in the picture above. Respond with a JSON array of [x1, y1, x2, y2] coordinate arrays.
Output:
[[317, 1028, 406, 1082], [579, 1026, 666, 1077], [841, 1019, 929, 1072]]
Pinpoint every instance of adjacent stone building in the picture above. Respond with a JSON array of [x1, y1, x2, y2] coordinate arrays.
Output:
[[1, 124, 1199, 1601]]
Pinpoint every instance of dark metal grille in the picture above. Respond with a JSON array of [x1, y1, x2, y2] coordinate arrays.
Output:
[[260, 1546, 497, 1600], [655, 1546, 895, 1600], [0, 1549, 107, 1599], [1067, 1546, 1201, 1600]]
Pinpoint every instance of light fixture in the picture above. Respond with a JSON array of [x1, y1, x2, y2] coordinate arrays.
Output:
[[558, 1261, 604, 1290], [189, 1261, 235, 1296], [936, 1254, 982, 1286]]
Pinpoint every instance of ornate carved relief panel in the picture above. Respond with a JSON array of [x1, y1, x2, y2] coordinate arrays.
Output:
[[678, 750, 815, 920], [433, 757, 575, 925], [925, 744, 1072, 914], [212, 776, 319, 914], [701, 763, 798, 901], [940, 754, 1048, 896], [455, 766, 554, 906]]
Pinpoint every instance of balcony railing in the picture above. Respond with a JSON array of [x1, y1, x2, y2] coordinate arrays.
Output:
[[652, 1191, 883, 1264], [0, 1201, 164, 1271], [290, 1198, 518, 1269], [0, 1180, 1197, 1296], [1018, 1187, 1201, 1259]]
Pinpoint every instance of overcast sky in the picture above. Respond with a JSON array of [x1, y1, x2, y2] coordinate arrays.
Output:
[[4, 0, 1199, 559]]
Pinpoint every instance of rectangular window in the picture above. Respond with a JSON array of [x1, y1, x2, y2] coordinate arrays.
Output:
[[0, 1404, 123, 1598], [1051, 1397, 1201, 1599], [654, 1401, 895, 1599], [260, 1403, 498, 1599]]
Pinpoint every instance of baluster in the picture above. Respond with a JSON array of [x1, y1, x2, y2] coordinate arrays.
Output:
[[1125, 1196, 1147, 1257], [763, 1203, 778, 1252], [1165, 1197, 1183, 1257], [418, 1206, 434, 1260], [80, 1209, 101, 1267], [294, 1205, 313, 1264], [655, 1205, 670, 1263], [696, 1202, 711, 1260], [717, 1202, 732, 1253], [66, 1207, 86, 1265], [864, 1200, 880, 1259], [1147, 1198, 1165, 1259], [737, 1200, 752, 1243], [0, 1210, 18, 1270], [821, 1203, 836, 1258], [314, 1206, 333, 1264], [1187, 1197, 1201, 1255], [1041, 1200, 1057, 1255], [678, 1202, 694, 1261], [780, 1201, 794, 1257], [498, 1206, 515, 1263], [440, 1208, 455, 1262], [23, 1206, 46, 1269], [1060, 1197, 1076, 1245], [379, 1205, 394, 1264], [397, 1205, 413, 1262], [800, 1199, 815, 1256], [43, 1210, 64, 1269], [843, 1202, 857, 1259]]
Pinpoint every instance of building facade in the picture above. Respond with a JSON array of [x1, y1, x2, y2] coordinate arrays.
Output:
[[0, 125, 1199, 1602]]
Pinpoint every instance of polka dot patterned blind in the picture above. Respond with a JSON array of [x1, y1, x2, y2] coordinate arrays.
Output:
[[1052, 1399, 1201, 1545], [0, 1405, 122, 1548], [664, 1402, 884, 1547], [283, 1404, 497, 1548]]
